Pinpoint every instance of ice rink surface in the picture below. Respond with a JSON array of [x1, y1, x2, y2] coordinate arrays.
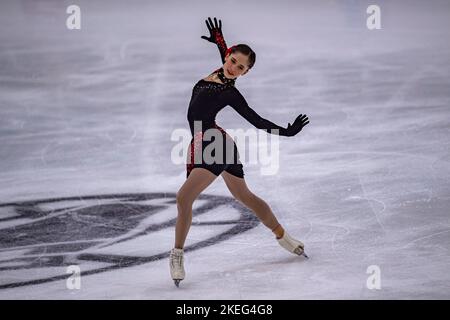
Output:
[[0, 0, 449, 299]]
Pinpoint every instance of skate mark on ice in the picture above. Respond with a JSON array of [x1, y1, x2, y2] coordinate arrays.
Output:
[[400, 229, 450, 250], [331, 226, 350, 258], [357, 171, 386, 234]]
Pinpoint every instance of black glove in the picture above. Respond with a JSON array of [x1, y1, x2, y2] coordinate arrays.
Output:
[[283, 114, 309, 136], [201, 17, 228, 63]]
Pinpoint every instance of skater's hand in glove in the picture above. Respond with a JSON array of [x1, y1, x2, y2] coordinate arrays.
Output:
[[284, 114, 309, 136], [201, 17, 224, 45]]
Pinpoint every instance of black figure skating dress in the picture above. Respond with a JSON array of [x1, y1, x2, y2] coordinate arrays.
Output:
[[186, 31, 287, 179]]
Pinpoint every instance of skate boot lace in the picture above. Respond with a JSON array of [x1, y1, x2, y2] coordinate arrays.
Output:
[[170, 252, 183, 269], [293, 246, 304, 255]]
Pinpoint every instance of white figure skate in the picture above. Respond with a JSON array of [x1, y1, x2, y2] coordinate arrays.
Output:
[[169, 248, 185, 287], [277, 232, 309, 258]]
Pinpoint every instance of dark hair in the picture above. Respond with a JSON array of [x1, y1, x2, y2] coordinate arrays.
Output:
[[230, 44, 256, 69]]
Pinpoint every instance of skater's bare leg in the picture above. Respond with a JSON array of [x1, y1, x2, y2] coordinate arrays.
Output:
[[222, 171, 307, 257], [221, 171, 284, 237], [175, 168, 217, 249]]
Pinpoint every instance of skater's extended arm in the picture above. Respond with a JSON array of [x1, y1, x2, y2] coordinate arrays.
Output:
[[227, 89, 310, 136], [201, 17, 228, 63], [227, 89, 286, 136]]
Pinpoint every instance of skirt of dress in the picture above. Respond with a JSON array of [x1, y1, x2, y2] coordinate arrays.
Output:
[[186, 123, 244, 179]]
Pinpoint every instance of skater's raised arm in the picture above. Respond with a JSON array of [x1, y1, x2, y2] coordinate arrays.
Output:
[[226, 88, 310, 136], [201, 17, 228, 64]]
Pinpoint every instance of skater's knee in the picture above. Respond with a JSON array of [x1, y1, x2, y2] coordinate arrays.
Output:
[[176, 190, 193, 208], [176, 191, 186, 206]]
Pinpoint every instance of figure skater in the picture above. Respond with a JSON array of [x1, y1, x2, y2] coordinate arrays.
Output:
[[170, 17, 310, 287]]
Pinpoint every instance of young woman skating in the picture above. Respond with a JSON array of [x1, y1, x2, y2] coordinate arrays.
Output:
[[170, 17, 310, 287]]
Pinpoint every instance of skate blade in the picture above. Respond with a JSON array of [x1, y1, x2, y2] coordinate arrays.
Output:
[[174, 279, 182, 287]]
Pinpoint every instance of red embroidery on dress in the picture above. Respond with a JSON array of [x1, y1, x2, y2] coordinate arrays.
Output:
[[186, 125, 233, 177], [186, 131, 203, 177]]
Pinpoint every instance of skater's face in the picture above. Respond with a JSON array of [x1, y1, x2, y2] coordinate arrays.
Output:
[[223, 51, 251, 79]]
